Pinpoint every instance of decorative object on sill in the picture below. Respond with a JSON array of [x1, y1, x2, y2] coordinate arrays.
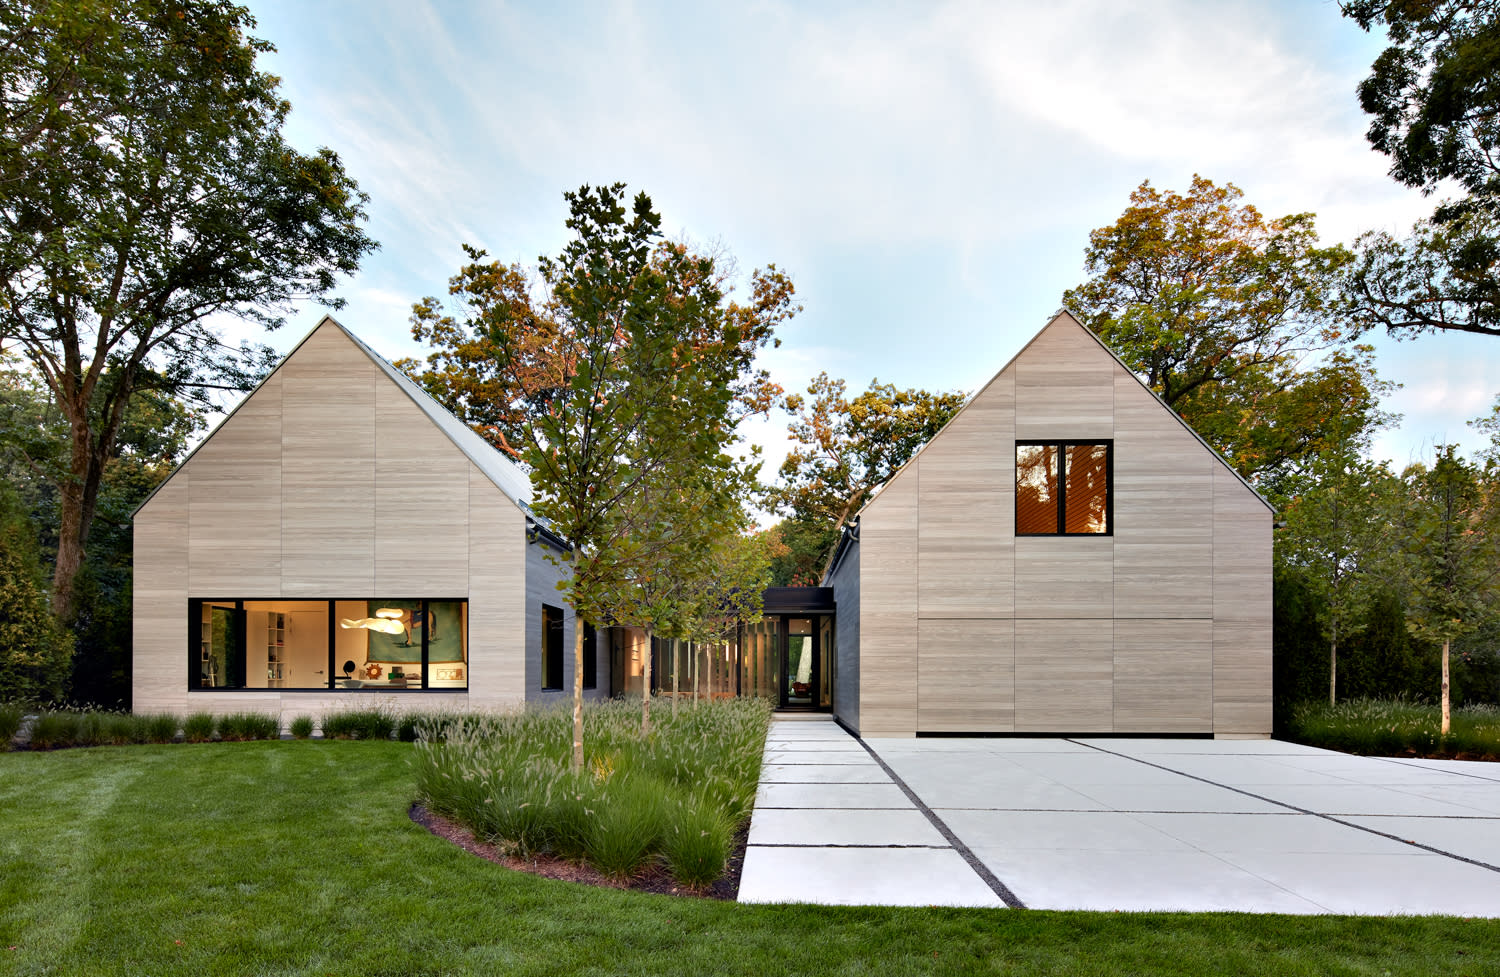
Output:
[[343, 660, 356, 681], [390, 666, 405, 681], [363, 662, 383, 680]]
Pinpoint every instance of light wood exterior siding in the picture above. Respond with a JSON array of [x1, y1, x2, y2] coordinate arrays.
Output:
[[829, 312, 1273, 737], [132, 319, 539, 723]]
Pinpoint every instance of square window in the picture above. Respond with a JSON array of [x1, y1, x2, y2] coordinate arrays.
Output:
[[1016, 441, 1111, 535]]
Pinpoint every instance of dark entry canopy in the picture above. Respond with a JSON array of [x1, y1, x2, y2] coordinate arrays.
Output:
[[762, 587, 835, 614]]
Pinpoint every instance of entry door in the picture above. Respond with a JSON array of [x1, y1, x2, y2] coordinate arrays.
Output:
[[782, 617, 817, 708]]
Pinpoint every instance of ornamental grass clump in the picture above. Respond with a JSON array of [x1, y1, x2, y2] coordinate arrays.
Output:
[[413, 697, 770, 887], [183, 712, 216, 743], [322, 708, 396, 740], [28, 710, 84, 749], [0, 701, 23, 748], [1289, 698, 1500, 758], [143, 713, 180, 744], [217, 712, 279, 741], [289, 715, 315, 739]]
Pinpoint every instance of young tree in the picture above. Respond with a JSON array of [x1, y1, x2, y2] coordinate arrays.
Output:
[[1062, 177, 1387, 486], [0, 485, 72, 702], [1342, 1, 1500, 338], [0, 0, 376, 621], [1278, 429, 1399, 704], [769, 373, 965, 578], [1389, 447, 1500, 734], [484, 184, 778, 767], [679, 528, 773, 706]]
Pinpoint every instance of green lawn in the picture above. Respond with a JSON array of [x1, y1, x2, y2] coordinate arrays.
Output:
[[1, 743, 1495, 976]]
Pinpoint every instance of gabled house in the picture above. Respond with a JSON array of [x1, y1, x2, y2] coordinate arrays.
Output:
[[132, 316, 608, 721], [823, 310, 1274, 737]]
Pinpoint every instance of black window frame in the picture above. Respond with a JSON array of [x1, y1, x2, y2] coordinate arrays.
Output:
[[186, 597, 469, 692], [541, 603, 565, 691], [1015, 440, 1113, 537]]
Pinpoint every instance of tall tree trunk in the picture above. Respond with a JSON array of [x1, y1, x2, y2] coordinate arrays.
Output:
[[692, 642, 700, 708], [51, 426, 106, 623], [671, 641, 679, 718], [1441, 638, 1451, 737], [640, 626, 654, 735], [571, 548, 586, 770]]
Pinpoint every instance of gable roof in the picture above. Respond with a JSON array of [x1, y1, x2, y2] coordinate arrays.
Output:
[[132, 315, 534, 517], [860, 309, 1276, 517]]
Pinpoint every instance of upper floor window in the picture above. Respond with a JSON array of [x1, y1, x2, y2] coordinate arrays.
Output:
[[1016, 441, 1111, 535]]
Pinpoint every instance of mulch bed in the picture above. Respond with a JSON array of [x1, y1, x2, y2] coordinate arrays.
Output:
[[409, 803, 747, 900]]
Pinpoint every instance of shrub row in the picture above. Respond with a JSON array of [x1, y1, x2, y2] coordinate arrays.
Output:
[[0, 705, 471, 750], [412, 697, 772, 888], [1287, 698, 1500, 759]]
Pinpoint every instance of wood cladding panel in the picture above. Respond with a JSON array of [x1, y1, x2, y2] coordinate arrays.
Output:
[[1213, 465, 1273, 735], [279, 325, 376, 596], [1014, 315, 1115, 440], [1114, 619, 1212, 732], [134, 472, 190, 713], [1013, 619, 1113, 732], [188, 373, 282, 595], [858, 462, 919, 735], [917, 618, 1014, 731], [1014, 536, 1114, 618], [469, 469, 525, 708], [918, 370, 1015, 618], [374, 377, 470, 594]]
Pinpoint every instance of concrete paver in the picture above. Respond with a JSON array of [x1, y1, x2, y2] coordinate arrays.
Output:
[[741, 722, 1500, 914]]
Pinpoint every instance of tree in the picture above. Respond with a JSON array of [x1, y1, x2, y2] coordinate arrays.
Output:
[[769, 373, 965, 578], [0, 485, 72, 701], [1062, 176, 1394, 486], [482, 184, 778, 767], [1389, 446, 1500, 734], [400, 246, 796, 458], [1277, 428, 1400, 704], [1342, 1, 1500, 338], [0, 0, 376, 621], [675, 519, 772, 709]]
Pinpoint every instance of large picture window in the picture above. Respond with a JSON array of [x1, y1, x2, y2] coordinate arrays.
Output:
[[189, 598, 468, 691], [1016, 441, 1111, 535]]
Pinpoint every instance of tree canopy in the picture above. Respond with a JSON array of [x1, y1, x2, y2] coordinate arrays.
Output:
[[0, 0, 376, 620], [1342, 0, 1500, 338], [768, 373, 965, 580], [1062, 176, 1393, 489]]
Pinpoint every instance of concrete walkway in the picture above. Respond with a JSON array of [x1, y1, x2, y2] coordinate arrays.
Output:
[[739, 718, 1500, 914]]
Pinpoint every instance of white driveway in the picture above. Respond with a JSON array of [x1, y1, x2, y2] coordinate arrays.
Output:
[[739, 717, 1500, 914]]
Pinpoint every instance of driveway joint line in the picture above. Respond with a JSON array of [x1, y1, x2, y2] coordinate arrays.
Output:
[[1375, 755, 1500, 784], [1064, 738, 1500, 875], [853, 735, 1028, 909], [748, 843, 954, 849]]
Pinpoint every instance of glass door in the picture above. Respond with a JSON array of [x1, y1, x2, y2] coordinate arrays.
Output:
[[783, 617, 816, 708]]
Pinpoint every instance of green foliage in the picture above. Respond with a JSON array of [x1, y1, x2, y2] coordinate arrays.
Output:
[[142, 713, 179, 744], [321, 708, 396, 741], [0, 487, 72, 702], [289, 715, 315, 740], [0, 700, 21, 746], [762, 517, 835, 587], [216, 712, 279, 742], [1061, 176, 1395, 488], [413, 697, 771, 885], [769, 373, 965, 577], [182, 712, 216, 744], [0, 0, 376, 620], [1340, 1, 1500, 338], [1287, 698, 1500, 758]]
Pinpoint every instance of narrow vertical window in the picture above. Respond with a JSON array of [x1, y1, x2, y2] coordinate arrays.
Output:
[[1016, 441, 1111, 535], [542, 604, 564, 690], [582, 622, 597, 690]]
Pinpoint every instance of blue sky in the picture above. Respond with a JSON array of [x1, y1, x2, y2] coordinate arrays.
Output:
[[236, 0, 1498, 487]]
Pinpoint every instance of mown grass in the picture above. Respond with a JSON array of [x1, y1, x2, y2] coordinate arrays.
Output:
[[413, 698, 770, 887], [0, 741, 1494, 976], [1288, 698, 1500, 759]]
